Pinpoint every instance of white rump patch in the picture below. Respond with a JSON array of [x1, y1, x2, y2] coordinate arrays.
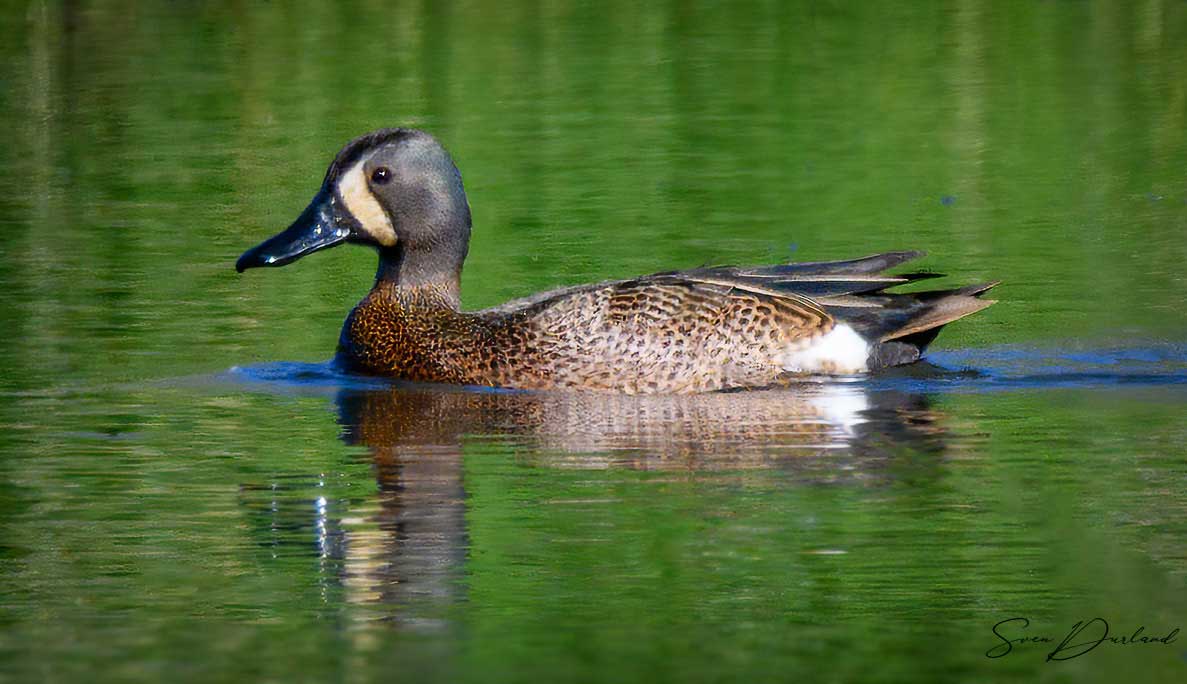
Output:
[[338, 160, 397, 246], [782, 324, 870, 374]]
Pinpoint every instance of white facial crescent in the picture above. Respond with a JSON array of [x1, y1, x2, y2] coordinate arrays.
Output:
[[337, 160, 397, 246]]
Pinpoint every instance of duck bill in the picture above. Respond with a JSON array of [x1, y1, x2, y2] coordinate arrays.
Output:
[[236, 189, 361, 272]]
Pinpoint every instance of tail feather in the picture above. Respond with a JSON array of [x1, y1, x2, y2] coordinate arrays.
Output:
[[682, 251, 940, 298], [950, 280, 1001, 298], [693, 251, 997, 371], [760, 250, 927, 276], [879, 284, 998, 342], [689, 252, 997, 370], [846, 281, 998, 369]]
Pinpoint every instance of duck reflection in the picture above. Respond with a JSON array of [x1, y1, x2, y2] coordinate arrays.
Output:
[[338, 383, 947, 468], [330, 381, 948, 627]]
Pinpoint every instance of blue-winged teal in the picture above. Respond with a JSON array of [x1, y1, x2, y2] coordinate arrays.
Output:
[[236, 128, 997, 394]]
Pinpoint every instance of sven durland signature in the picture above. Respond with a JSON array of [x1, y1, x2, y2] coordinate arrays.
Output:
[[987, 617, 1179, 661]]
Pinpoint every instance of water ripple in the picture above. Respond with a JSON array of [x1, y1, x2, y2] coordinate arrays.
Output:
[[222, 344, 1187, 396]]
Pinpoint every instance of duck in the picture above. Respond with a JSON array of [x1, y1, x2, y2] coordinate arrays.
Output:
[[236, 128, 997, 394]]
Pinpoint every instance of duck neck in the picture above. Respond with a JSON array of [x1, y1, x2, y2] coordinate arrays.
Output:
[[373, 243, 462, 310]]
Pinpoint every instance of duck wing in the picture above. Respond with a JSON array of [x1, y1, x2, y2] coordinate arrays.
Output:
[[479, 250, 931, 318], [479, 250, 996, 373]]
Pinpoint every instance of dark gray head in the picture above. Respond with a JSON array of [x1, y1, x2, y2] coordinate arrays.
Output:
[[236, 128, 472, 286]]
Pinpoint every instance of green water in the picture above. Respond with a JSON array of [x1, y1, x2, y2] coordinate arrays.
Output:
[[3, 1, 1187, 682]]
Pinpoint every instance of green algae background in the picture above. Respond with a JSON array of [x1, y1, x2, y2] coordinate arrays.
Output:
[[2, 1, 1187, 682]]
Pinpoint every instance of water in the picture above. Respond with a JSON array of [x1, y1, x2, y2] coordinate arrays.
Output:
[[3, 1, 1187, 682]]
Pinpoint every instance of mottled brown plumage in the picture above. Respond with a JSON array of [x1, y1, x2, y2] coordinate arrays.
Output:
[[237, 128, 998, 394], [337, 275, 833, 393]]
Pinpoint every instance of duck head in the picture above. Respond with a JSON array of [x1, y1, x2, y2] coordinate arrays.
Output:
[[236, 128, 472, 290]]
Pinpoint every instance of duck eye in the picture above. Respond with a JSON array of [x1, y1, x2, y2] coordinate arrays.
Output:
[[370, 167, 392, 185]]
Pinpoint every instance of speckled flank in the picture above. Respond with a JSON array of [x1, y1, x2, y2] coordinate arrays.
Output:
[[337, 275, 839, 394]]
